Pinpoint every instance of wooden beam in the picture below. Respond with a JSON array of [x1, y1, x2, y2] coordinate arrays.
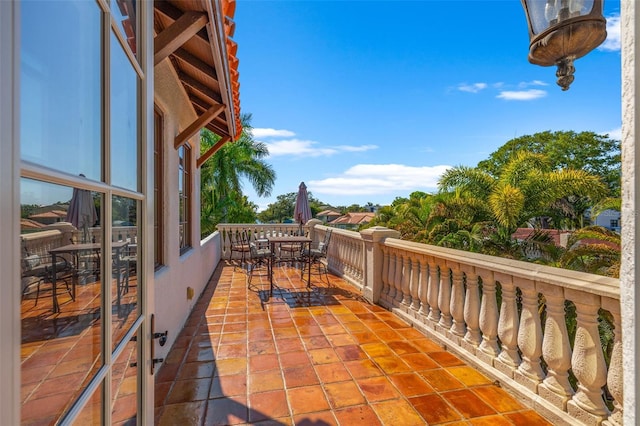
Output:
[[173, 48, 218, 79], [154, 11, 207, 66], [189, 96, 231, 136], [178, 71, 222, 104], [174, 103, 225, 150], [197, 136, 231, 168], [154, 1, 209, 42]]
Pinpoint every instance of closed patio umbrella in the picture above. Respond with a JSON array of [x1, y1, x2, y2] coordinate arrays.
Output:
[[293, 181, 312, 234], [66, 179, 97, 243]]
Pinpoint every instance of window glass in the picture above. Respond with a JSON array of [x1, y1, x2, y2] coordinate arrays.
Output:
[[20, 178, 103, 424], [178, 146, 191, 252], [111, 331, 138, 423], [154, 109, 164, 268], [111, 0, 138, 59], [21, 1, 102, 181], [110, 31, 139, 191], [112, 195, 139, 349]]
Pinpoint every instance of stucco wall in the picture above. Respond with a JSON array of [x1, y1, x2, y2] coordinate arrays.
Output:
[[152, 60, 220, 360], [620, 1, 637, 423]]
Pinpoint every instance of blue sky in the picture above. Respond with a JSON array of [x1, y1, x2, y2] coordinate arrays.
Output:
[[234, 0, 622, 211]]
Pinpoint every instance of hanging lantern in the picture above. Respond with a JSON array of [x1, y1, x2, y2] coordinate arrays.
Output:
[[520, 0, 607, 90]]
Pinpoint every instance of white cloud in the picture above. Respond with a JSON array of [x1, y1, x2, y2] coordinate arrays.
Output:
[[265, 139, 377, 157], [496, 89, 547, 101], [518, 80, 548, 88], [600, 127, 622, 140], [334, 145, 378, 152], [458, 82, 488, 93], [251, 128, 295, 138], [600, 15, 621, 52], [308, 164, 451, 196]]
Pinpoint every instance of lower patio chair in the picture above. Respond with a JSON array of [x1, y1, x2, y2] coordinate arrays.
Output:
[[301, 229, 332, 285], [21, 254, 75, 307], [247, 240, 271, 285], [228, 229, 250, 265]]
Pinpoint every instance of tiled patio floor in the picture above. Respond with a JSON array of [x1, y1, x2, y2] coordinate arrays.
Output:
[[154, 261, 552, 426]]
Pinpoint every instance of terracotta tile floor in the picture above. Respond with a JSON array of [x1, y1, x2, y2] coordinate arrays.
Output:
[[155, 262, 552, 426]]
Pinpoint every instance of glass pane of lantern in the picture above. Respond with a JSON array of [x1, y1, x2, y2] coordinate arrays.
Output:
[[525, 0, 595, 35]]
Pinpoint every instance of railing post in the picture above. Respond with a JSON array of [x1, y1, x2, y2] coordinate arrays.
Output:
[[426, 258, 440, 325], [538, 282, 574, 410], [602, 297, 623, 426], [360, 226, 400, 304], [495, 272, 521, 377], [417, 257, 429, 317], [437, 261, 452, 332], [410, 255, 421, 313], [514, 278, 544, 392], [566, 288, 609, 423], [401, 253, 412, 307], [461, 265, 481, 352], [477, 269, 499, 365], [448, 263, 466, 340]]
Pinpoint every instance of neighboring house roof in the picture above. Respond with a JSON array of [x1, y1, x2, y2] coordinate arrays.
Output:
[[20, 218, 44, 230], [332, 212, 375, 226], [317, 210, 342, 217], [29, 210, 67, 220], [512, 228, 571, 248]]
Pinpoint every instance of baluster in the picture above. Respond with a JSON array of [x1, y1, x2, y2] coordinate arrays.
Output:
[[387, 249, 397, 301], [394, 250, 404, 303], [426, 259, 440, 324], [410, 255, 421, 312], [566, 289, 609, 421], [515, 278, 544, 391], [417, 257, 429, 316], [602, 297, 623, 426], [477, 270, 500, 362], [496, 273, 521, 372], [462, 266, 481, 348], [380, 246, 390, 299], [401, 254, 412, 306], [538, 282, 573, 410], [437, 261, 452, 329], [449, 265, 466, 337]]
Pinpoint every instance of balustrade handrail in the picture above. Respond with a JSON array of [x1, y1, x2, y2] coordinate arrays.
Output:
[[383, 237, 619, 300]]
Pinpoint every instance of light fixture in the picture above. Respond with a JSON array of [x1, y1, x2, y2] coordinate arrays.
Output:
[[520, 0, 607, 90]]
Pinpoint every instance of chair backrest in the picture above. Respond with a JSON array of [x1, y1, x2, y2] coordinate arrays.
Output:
[[317, 229, 332, 255]]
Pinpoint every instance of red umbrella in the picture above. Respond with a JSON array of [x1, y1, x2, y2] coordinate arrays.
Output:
[[293, 181, 312, 233]]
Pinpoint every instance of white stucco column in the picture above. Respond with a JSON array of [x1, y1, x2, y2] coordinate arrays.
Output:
[[360, 226, 400, 303], [620, 1, 638, 423]]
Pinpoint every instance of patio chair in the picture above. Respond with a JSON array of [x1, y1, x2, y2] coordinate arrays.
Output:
[[247, 240, 272, 285], [21, 252, 75, 306], [301, 229, 332, 285], [228, 229, 250, 264]]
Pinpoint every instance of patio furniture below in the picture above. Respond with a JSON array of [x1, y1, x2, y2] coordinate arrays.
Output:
[[301, 229, 332, 285]]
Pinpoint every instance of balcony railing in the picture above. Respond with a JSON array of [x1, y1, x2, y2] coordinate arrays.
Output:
[[218, 221, 621, 426]]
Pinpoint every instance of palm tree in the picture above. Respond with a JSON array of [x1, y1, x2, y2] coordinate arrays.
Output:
[[560, 226, 621, 277], [200, 114, 276, 234], [439, 151, 608, 238]]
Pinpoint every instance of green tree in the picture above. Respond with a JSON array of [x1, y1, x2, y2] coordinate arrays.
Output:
[[560, 226, 621, 277], [477, 130, 620, 195], [200, 113, 276, 235], [440, 151, 608, 237]]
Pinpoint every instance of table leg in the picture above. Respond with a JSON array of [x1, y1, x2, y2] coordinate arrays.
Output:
[[307, 241, 311, 288], [51, 253, 60, 314]]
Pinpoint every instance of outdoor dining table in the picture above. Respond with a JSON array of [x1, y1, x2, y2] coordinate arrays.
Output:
[[49, 241, 129, 313], [265, 235, 312, 295]]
